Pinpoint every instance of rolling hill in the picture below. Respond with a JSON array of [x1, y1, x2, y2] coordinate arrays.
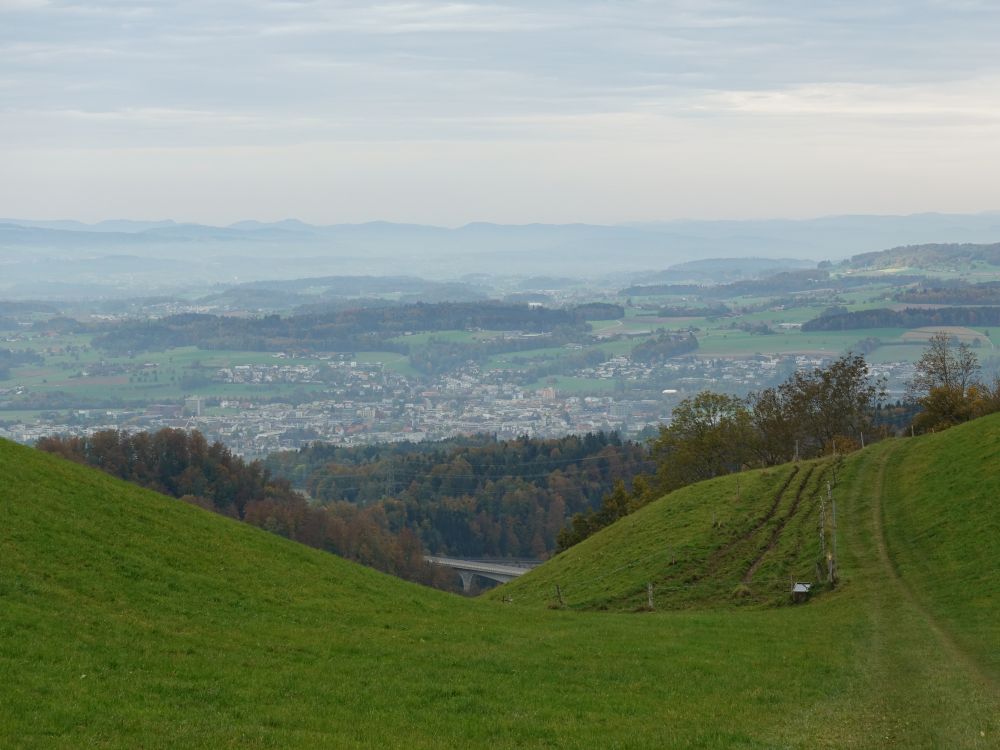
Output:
[[2, 414, 999, 747]]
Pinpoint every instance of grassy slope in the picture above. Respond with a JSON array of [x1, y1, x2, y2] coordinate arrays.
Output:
[[879, 418, 1000, 678], [1, 420, 998, 748], [491, 461, 836, 610], [495, 416, 1000, 745]]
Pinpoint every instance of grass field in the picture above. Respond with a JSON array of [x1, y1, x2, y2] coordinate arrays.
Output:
[[3, 413, 999, 747], [485, 338, 637, 371], [694, 327, 909, 357], [386, 329, 480, 345]]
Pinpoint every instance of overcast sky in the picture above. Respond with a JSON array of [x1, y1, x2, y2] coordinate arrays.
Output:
[[2, 0, 1000, 225]]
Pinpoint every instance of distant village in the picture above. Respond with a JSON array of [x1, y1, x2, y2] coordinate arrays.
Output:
[[1, 350, 917, 458]]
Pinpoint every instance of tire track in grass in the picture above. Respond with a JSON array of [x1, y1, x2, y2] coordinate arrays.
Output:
[[706, 466, 800, 566], [742, 465, 817, 586]]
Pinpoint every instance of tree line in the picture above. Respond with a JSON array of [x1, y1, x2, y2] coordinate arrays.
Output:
[[630, 331, 699, 363], [0, 348, 44, 380], [802, 306, 1000, 331], [896, 280, 1000, 306], [91, 302, 603, 356]]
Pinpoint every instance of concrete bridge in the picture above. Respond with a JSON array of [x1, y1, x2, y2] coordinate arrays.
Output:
[[425, 556, 541, 592]]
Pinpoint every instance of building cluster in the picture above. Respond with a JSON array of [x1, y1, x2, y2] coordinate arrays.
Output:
[[0, 351, 919, 457], [214, 364, 322, 385]]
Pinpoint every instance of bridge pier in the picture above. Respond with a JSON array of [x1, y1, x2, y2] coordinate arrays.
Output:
[[458, 570, 476, 593]]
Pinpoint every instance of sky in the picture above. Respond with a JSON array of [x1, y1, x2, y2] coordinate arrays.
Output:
[[2, 0, 1000, 226]]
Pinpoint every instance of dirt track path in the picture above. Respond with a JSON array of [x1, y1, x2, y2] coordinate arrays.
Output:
[[870, 441, 998, 693]]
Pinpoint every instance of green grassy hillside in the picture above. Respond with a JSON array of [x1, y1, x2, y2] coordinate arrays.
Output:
[[878, 418, 1000, 678], [1, 420, 998, 748], [496, 416, 1000, 659], [490, 459, 838, 610]]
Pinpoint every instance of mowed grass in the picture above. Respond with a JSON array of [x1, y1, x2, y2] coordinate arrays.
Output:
[[2, 415, 1000, 748]]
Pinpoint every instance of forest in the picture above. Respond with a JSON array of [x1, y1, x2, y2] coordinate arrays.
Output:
[[0, 347, 43, 380], [266, 432, 650, 558], [91, 302, 595, 355], [629, 331, 699, 363], [896, 280, 1000, 305], [802, 305, 1000, 331]]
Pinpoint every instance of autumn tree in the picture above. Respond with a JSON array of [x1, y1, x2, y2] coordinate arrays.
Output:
[[908, 333, 983, 432], [908, 332, 980, 401], [650, 391, 754, 493]]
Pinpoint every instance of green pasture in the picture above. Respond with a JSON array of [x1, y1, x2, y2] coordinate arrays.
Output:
[[386, 329, 480, 345], [694, 327, 909, 357], [485, 338, 637, 371], [3, 413, 999, 747]]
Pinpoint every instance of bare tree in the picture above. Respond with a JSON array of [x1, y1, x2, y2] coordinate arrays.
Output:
[[908, 332, 980, 401]]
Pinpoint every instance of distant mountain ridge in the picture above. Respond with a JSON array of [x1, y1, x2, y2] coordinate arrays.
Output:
[[3, 212, 1000, 296], [849, 242, 1000, 269]]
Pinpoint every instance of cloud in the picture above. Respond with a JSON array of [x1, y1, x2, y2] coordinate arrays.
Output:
[[256, 3, 561, 36], [697, 78, 1000, 122], [3, 0, 1000, 222], [0, 0, 49, 9]]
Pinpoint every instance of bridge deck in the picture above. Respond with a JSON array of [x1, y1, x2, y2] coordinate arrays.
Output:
[[424, 556, 538, 578]]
